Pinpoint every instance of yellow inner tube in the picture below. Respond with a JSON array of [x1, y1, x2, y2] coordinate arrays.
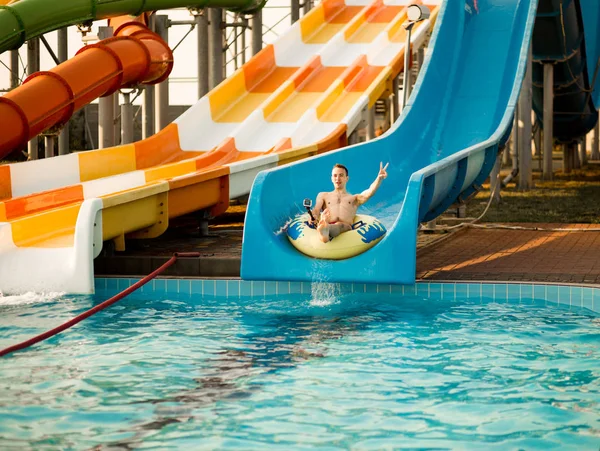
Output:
[[286, 214, 387, 260]]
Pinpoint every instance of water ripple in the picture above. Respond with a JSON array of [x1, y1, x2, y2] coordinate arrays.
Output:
[[0, 292, 598, 449]]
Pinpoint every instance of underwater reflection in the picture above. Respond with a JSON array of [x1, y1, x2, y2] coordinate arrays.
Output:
[[94, 307, 385, 450]]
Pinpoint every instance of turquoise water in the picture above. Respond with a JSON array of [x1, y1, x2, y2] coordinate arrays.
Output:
[[0, 287, 599, 450]]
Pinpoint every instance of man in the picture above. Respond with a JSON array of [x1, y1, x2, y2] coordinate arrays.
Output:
[[311, 162, 388, 243], [467, 0, 479, 13]]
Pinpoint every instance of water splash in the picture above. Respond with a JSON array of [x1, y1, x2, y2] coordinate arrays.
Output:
[[0, 291, 65, 306], [307, 257, 340, 307], [274, 200, 311, 237], [274, 217, 295, 236], [309, 282, 340, 307]]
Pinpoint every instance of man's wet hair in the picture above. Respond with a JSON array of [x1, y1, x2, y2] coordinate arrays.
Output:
[[333, 163, 348, 176]]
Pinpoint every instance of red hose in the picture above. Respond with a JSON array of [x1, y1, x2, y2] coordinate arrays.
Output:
[[0, 252, 201, 358]]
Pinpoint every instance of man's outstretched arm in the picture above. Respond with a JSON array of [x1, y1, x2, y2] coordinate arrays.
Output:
[[355, 162, 389, 205], [311, 193, 325, 221]]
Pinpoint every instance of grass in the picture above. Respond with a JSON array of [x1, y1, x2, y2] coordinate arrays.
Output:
[[463, 163, 600, 224]]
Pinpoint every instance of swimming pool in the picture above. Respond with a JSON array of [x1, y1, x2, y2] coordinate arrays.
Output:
[[0, 280, 599, 449]]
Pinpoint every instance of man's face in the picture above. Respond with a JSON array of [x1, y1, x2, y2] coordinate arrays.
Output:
[[331, 167, 348, 190]]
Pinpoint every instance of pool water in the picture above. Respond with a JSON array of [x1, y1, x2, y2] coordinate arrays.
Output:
[[0, 287, 599, 450]]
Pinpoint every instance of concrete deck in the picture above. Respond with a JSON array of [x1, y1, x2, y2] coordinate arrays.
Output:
[[417, 224, 600, 285], [95, 217, 600, 285]]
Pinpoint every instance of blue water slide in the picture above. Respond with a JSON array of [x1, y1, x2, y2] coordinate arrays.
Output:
[[241, 0, 538, 285], [532, 0, 600, 143]]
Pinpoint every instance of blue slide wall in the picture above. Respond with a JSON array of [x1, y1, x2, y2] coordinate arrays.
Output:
[[241, 0, 539, 284]]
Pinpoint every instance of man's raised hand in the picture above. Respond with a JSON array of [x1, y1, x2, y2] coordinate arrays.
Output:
[[378, 162, 389, 180]]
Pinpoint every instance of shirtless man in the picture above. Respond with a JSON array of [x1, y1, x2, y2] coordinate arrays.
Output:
[[311, 162, 388, 243]]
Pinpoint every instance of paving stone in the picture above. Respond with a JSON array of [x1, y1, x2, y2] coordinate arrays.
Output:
[[416, 224, 600, 286]]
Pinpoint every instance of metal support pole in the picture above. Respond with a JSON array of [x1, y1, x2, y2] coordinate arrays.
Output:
[[197, 210, 210, 237], [154, 16, 170, 132], [367, 108, 375, 140], [44, 136, 55, 158], [592, 120, 600, 160], [392, 76, 400, 122], [99, 96, 115, 148], [490, 153, 502, 203], [83, 108, 94, 150], [27, 37, 40, 160], [233, 19, 239, 71], [303, 0, 312, 15], [425, 219, 436, 229], [503, 138, 512, 166], [542, 63, 553, 180], [402, 23, 414, 112], [10, 50, 19, 89], [142, 14, 155, 140], [113, 94, 121, 144], [222, 16, 227, 80], [533, 121, 542, 161], [241, 18, 248, 65], [416, 47, 424, 73], [98, 27, 115, 148], [251, 11, 262, 56], [505, 113, 518, 180], [405, 63, 412, 98], [573, 141, 581, 169], [27, 38, 39, 73], [518, 46, 533, 190], [141, 90, 153, 142], [579, 138, 587, 166], [208, 8, 223, 89], [57, 28, 70, 155], [383, 98, 392, 131], [348, 129, 360, 145], [291, 0, 300, 23], [121, 92, 134, 144], [142, 86, 155, 139], [197, 11, 209, 98], [562, 143, 571, 173]]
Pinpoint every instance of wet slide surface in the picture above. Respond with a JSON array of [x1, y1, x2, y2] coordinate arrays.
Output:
[[0, 0, 440, 294], [241, 0, 539, 284]]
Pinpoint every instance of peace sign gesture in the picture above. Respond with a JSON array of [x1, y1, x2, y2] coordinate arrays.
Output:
[[378, 162, 389, 180]]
